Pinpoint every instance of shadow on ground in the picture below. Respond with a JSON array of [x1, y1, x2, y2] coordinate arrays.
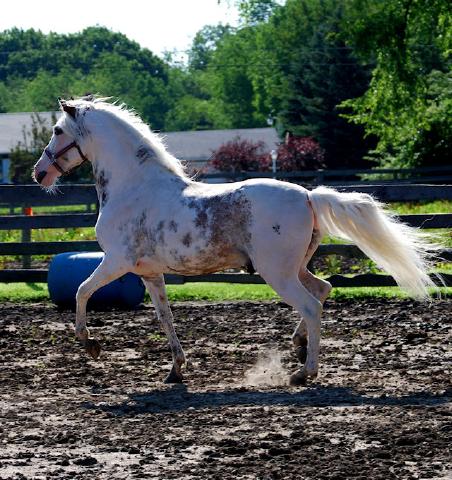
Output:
[[83, 384, 452, 416]]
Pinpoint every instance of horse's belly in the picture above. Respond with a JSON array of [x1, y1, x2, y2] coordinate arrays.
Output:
[[164, 246, 247, 275]]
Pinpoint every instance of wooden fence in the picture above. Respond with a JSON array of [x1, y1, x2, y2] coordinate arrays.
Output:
[[199, 165, 452, 185], [0, 184, 451, 287]]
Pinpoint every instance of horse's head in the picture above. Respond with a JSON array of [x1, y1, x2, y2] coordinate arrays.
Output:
[[33, 98, 90, 188]]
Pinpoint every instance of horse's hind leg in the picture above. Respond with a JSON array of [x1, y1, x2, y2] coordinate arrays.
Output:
[[142, 274, 185, 383], [293, 271, 331, 364], [258, 264, 323, 384], [292, 229, 331, 364]]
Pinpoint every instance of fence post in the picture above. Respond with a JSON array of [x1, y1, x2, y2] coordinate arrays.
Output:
[[271, 150, 277, 179], [21, 207, 33, 269]]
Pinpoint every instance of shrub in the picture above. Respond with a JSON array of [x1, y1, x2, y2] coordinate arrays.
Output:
[[276, 135, 325, 171], [209, 137, 271, 172]]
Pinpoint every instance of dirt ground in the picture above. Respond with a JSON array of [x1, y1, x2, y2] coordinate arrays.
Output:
[[0, 299, 450, 480]]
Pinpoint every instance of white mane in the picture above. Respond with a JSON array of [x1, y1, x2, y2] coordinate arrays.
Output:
[[61, 98, 188, 178]]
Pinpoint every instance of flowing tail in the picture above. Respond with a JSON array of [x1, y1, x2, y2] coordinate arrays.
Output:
[[309, 186, 440, 299]]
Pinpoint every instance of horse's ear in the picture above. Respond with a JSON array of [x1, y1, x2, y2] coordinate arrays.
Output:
[[58, 98, 77, 119]]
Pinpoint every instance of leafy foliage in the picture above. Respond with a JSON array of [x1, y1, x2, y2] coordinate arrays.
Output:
[[276, 136, 325, 171], [235, 0, 279, 26], [0, 27, 170, 129], [246, 0, 375, 168], [1, 0, 450, 169], [188, 25, 233, 71], [341, 0, 452, 167], [209, 134, 325, 172], [209, 138, 271, 172]]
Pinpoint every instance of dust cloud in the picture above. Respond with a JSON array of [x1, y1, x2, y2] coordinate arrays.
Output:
[[242, 349, 289, 387]]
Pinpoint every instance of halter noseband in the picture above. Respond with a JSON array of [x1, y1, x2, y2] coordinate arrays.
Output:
[[44, 141, 89, 176]]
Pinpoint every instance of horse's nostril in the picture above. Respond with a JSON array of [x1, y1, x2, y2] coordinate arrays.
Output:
[[36, 171, 47, 183]]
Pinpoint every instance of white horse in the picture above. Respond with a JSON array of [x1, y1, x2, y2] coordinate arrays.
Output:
[[33, 97, 437, 385]]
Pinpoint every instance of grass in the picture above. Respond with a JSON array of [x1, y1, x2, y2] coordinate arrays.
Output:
[[0, 283, 49, 302], [389, 200, 452, 215], [0, 281, 450, 304], [0, 204, 97, 215]]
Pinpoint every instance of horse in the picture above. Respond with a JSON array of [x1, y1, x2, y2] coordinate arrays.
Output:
[[33, 97, 437, 386]]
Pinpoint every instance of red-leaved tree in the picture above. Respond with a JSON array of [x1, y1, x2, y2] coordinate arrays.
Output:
[[276, 136, 326, 171], [209, 137, 271, 172]]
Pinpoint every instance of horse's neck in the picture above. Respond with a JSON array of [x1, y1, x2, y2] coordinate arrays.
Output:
[[90, 133, 184, 205]]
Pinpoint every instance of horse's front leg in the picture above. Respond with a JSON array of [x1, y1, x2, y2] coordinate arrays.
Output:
[[75, 255, 127, 358], [142, 274, 185, 384]]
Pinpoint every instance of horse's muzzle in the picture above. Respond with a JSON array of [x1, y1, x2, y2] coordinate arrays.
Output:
[[36, 171, 47, 184]]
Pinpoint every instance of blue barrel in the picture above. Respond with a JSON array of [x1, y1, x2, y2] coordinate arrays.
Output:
[[48, 252, 145, 309]]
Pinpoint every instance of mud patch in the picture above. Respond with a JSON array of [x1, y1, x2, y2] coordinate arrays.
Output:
[[0, 299, 450, 479]]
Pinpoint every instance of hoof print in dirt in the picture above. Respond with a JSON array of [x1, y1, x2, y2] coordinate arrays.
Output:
[[73, 456, 98, 467], [85, 338, 101, 359]]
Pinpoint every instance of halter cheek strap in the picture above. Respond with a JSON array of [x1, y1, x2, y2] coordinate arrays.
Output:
[[45, 141, 89, 176]]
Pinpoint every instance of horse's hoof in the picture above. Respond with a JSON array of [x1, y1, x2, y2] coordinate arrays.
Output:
[[85, 339, 101, 359], [295, 345, 308, 364], [164, 366, 183, 384], [289, 370, 308, 386]]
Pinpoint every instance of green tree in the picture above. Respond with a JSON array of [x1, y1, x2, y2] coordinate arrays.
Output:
[[235, 0, 279, 25], [188, 25, 232, 71], [208, 26, 267, 128], [341, 0, 452, 167], [248, 0, 374, 167], [166, 23, 264, 131], [165, 26, 232, 131], [0, 27, 171, 128], [279, 4, 374, 167]]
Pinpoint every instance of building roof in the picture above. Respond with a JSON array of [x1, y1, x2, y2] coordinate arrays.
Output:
[[0, 112, 280, 163]]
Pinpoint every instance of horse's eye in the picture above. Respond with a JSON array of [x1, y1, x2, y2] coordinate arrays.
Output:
[[54, 126, 64, 135]]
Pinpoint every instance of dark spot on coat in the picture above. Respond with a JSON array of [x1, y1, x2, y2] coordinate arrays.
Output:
[[181, 232, 192, 248], [272, 224, 281, 234], [136, 145, 157, 165], [194, 210, 208, 229], [169, 220, 178, 232], [120, 212, 166, 264], [95, 169, 109, 207], [185, 189, 252, 261]]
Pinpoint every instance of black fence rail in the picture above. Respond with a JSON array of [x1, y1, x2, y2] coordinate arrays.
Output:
[[199, 165, 452, 185], [0, 184, 451, 287]]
